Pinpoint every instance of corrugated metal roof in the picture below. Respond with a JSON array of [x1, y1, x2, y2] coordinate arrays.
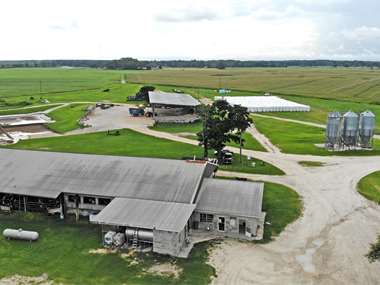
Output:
[[196, 178, 264, 218], [215, 96, 310, 112], [0, 149, 206, 202], [90, 197, 195, 232], [149, 91, 200, 107]]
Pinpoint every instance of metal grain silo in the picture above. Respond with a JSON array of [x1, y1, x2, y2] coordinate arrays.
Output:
[[342, 111, 359, 147], [325, 112, 341, 148], [359, 110, 375, 148]]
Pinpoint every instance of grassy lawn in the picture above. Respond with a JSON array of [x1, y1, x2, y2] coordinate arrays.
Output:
[[0, 213, 215, 285], [47, 104, 90, 133], [357, 171, 380, 203], [267, 95, 380, 134], [6, 129, 204, 159], [219, 154, 284, 175], [151, 122, 267, 152], [254, 116, 380, 156], [261, 182, 302, 242], [5, 129, 283, 175]]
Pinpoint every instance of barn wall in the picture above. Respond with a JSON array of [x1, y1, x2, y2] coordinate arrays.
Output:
[[191, 211, 264, 240], [153, 228, 186, 257]]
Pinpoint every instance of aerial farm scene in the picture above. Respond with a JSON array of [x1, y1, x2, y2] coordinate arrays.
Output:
[[0, 1, 379, 285]]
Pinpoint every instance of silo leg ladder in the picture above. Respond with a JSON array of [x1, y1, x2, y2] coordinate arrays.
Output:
[[132, 229, 138, 248]]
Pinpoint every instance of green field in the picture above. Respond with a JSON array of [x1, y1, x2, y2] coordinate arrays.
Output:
[[47, 104, 90, 133], [5, 129, 283, 175], [128, 67, 380, 103], [266, 95, 380, 134], [0, 213, 215, 285], [357, 171, 380, 203], [261, 182, 302, 242], [254, 116, 380, 156], [0, 104, 62, 116], [0, 68, 142, 111], [151, 122, 267, 152], [0, 68, 126, 98]]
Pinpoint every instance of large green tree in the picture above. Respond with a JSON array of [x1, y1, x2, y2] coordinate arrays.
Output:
[[228, 104, 252, 163], [197, 100, 234, 160], [197, 100, 252, 162]]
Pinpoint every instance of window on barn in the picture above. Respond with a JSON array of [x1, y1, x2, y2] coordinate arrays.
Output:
[[68, 195, 76, 203], [83, 196, 96, 205], [200, 213, 214, 223], [98, 198, 111, 206]]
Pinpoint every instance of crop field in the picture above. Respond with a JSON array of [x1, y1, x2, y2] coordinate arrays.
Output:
[[128, 67, 380, 103], [0, 68, 141, 110], [0, 68, 128, 98]]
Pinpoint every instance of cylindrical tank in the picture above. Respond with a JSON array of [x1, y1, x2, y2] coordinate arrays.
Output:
[[326, 112, 341, 146], [342, 111, 359, 146], [3, 228, 39, 241], [125, 228, 153, 243], [360, 110, 376, 148]]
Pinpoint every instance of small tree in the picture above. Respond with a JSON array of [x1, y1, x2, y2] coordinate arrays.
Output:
[[367, 235, 380, 263], [136, 86, 155, 101], [229, 105, 252, 163]]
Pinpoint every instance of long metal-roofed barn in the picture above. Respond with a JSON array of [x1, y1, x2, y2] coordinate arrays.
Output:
[[148, 91, 200, 107], [215, 96, 310, 112], [148, 91, 201, 123], [0, 149, 266, 258]]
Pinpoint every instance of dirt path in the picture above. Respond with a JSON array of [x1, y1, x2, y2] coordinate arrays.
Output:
[[210, 155, 380, 285], [247, 126, 280, 153]]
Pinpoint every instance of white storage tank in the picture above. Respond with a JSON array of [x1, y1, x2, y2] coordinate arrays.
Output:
[[3, 228, 39, 241], [125, 228, 153, 243]]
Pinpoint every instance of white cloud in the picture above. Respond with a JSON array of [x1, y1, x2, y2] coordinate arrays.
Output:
[[0, 0, 378, 60]]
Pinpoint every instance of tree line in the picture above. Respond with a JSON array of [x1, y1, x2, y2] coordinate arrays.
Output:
[[2, 58, 380, 69]]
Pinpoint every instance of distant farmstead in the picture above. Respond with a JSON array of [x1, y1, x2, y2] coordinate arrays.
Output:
[[0, 149, 265, 258]]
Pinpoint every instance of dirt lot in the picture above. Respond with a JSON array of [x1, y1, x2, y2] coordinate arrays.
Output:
[[209, 152, 380, 285], [68, 105, 154, 135]]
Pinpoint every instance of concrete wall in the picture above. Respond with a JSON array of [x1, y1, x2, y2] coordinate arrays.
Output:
[[153, 228, 186, 257], [191, 211, 264, 240]]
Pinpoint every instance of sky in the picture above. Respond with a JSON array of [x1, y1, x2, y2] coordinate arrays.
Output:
[[1, 0, 379, 61]]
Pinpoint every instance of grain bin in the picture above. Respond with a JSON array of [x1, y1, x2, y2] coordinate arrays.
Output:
[[359, 110, 376, 148], [342, 111, 359, 147], [326, 112, 341, 148], [3, 228, 39, 241]]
